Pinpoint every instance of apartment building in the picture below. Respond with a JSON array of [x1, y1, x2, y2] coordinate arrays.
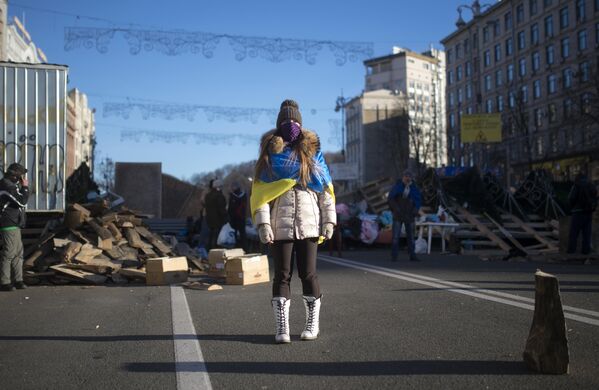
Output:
[[442, 0, 599, 183], [344, 47, 446, 188]]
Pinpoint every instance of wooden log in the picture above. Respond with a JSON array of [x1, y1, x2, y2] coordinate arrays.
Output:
[[74, 244, 103, 263], [106, 222, 123, 240], [118, 267, 146, 280], [50, 264, 107, 285], [523, 270, 569, 374], [61, 241, 83, 264], [24, 241, 54, 270], [124, 227, 144, 249]]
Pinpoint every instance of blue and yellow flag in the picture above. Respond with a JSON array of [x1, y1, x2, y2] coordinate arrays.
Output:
[[250, 149, 335, 222]]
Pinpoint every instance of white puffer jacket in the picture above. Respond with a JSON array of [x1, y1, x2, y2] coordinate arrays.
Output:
[[253, 128, 336, 241], [255, 186, 336, 240]]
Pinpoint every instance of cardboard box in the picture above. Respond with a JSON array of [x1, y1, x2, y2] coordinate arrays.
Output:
[[146, 256, 189, 285], [208, 248, 245, 278], [225, 254, 270, 285]]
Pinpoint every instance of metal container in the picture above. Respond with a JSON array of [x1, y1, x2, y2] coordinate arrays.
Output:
[[0, 62, 68, 211]]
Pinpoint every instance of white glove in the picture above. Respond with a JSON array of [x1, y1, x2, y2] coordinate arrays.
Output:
[[321, 223, 335, 240], [258, 224, 274, 244]]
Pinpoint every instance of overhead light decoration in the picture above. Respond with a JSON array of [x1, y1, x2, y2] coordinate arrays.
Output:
[[64, 26, 374, 66]]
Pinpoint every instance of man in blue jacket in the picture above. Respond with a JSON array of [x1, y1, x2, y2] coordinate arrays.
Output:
[[388, 170, 422, 262]]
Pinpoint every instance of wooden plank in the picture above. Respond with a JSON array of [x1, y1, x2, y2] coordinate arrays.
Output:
[[507, 214, 559, 251], [118, 267, 146, 280], [106, 222, 123, 240], [50, 264, 107, 284], [61, 241, 83, 263], [485, 213, 530, 255], [455, 206, 511, 252], [87, 218, 114, 241], [74, 244, 103, 263]]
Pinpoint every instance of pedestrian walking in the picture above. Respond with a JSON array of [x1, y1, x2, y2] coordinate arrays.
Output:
[[204, 178, 227, 250], [251, 99, 336, 343], [228, 181, 248, 251], [567, 173, 598, 255], [0, 163, 30, 291], [388, 170, 422, 262]]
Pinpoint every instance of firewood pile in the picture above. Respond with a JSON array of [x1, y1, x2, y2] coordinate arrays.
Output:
[[23, 202, 197, 285]]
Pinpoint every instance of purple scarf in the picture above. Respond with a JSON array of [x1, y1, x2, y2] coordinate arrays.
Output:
[[279, 121, 302, 143]]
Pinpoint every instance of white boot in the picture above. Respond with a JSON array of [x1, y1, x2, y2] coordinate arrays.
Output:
[[271, 297, 291, 344], [301, 295, 321, 340]]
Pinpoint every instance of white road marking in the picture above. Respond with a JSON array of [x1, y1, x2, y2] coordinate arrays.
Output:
[[318, 255, 599, 327], [171, 286, 213, 390]]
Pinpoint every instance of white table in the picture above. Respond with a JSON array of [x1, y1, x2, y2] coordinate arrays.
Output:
[[416, 221, 460, 254]]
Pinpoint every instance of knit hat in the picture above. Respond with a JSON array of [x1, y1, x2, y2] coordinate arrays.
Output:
[[403, 169, 414, 178], [276, 99, 302, 129]]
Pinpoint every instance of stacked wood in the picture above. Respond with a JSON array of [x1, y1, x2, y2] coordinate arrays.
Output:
[[23, 203, 179, 286]]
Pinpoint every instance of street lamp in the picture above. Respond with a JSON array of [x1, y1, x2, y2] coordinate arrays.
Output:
[[334, 94, 347, 158]]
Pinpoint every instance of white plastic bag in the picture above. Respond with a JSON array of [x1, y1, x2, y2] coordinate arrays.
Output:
[[217, 223, 236, 248], [415, 237, 428, 254]]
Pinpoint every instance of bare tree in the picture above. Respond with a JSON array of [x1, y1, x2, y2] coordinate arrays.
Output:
[[96, 157, 115, 191], [563, 60, 599, 144]]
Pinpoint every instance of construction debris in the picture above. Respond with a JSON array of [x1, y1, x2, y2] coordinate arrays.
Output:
[[23, 203, 184, 286]]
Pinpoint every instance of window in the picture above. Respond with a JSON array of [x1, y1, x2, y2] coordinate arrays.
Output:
[[537, 137, 544, 156], [455, 43, 461, 58], [509, 91, 516, 107], [505, 11, 513, 30], [466, 106, 474, 114], [494, 20, 501, 37], [465, 61, 472, 77], [449, 113, 456, 128], [582, 93, 592, 114], [449, 92, 455, 107], [448, 70, 454, 85], [486, 99, 493, 113], [561, 37, 570, 58], [534, 108, 543, 127], [548, 103, 557, 123], [497, 95, 504, 112], [483, 26, 490, 43], [532, 51, 541, 71], [519, 58, 527, 76], [560, 7, 569, 29], [547, 74, 557, 93], [505, 38, 513, 56], [544, 15, 554, 37], [550, 132, 558, 153], [563, 98, 573, 119], [473, 32, 478, 48], [495, 69, 503, 87], [576, 0, 586, 21], [507, 63, 515, 82], [521, 85, 529, 102], [447, 49, 453, 64], [464, 38, 470, 53], [457, 65, 463, 81], [484, 50, 491, 67], [544, 0, 553, 7], [494, 44, 502, 62], [517, 3, 525, 23], [546, 44, 555, 64], [485, 75, 492, 91], [579, 61, 590, 81], [466, 83, 472, 100], [563, 68, 573, 88], [533, 79, 542, 98], [578, 29, 588, 50], [530, 0, 538, 15], [518, 31, 526, 50], [531, 23, 540, 45]]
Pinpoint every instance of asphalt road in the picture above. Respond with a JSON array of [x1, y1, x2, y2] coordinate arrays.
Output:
[[1, 249, 598, 389]]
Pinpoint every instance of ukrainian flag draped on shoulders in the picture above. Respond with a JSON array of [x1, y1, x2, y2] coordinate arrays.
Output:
[[250, 148, 335, 219]]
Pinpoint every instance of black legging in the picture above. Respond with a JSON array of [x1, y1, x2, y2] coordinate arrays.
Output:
[[271, 238, 319, 299]]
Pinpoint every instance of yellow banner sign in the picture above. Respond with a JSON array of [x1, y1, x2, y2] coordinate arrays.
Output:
[[461, 114, 502, 143]]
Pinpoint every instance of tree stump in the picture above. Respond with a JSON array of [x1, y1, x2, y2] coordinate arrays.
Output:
[[523, 269, 569, 374]]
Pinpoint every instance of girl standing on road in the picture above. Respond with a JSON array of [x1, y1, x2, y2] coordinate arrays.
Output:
[[251, 99, 336, 344]]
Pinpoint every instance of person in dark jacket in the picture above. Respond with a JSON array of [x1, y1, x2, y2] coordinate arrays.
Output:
[[567, 173, 598, 254], [204, 179, 228, 250], [0, 163, 30, 291], [228, 181, 247, 250], [388, 170, 422, 262]]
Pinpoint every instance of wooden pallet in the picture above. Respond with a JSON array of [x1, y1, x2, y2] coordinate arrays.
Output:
[[359, 178, 393, 214]]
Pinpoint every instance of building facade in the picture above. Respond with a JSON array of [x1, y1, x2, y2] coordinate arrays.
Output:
[[344, 47, 447, 188], [442, 0, 599, 183], [66, 89, 95, 178]]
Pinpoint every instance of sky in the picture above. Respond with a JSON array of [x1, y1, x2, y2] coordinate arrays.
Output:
[[9, 0, 474, 180]]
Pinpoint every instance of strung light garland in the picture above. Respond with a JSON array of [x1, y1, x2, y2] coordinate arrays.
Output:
[[120, 129, 259, 145], [64, 26, 374, 66], [104, 101, 277, 123]]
